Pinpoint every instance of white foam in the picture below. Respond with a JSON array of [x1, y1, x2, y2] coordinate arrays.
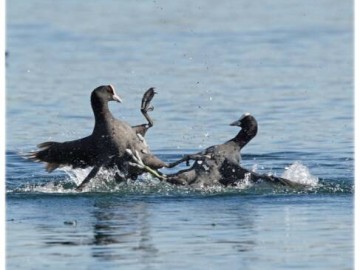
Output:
[[281, 161, 319, 187], [61, 167, 92, 186], [20, 181, 74, 193], [61, 166, 122, 191]]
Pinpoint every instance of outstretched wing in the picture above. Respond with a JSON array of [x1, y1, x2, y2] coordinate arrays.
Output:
[[26, 136, 96, 172]]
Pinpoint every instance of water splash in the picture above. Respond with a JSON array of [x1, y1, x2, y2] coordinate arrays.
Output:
[[61, 166, 129, 192], [13, 181, 74, 194], [62, 167, 93, 186], [281, 161, 319, 187], [9, 160, 352, 195]]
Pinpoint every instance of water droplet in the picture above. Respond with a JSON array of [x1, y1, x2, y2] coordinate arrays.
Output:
[[64, 220, 77, 226]]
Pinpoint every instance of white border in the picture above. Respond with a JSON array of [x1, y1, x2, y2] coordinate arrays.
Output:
[[0, 1, 356, 270], [0, 0, 6, 268], [354, 0, 359, 269]]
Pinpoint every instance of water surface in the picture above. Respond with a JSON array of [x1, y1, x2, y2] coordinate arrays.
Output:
[[6, 0, 353, 269]]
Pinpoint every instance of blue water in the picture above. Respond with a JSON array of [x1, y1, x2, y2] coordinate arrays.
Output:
[[6, 0, 353, 269]]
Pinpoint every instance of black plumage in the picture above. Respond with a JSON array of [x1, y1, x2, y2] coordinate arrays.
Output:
[[165, 113, 259, 186], [163, 113, 296, 187], [27, 85, 169, 190]]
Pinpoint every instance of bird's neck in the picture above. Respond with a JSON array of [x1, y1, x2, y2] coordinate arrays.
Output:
[[231, 128, 257, 149], [91, 96, 113, 129]]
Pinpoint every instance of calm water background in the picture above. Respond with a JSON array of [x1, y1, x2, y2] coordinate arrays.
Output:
[[6, 0, 353, 269]]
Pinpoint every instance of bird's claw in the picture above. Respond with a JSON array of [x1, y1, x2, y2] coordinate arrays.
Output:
[[141, 87, 156, 112]]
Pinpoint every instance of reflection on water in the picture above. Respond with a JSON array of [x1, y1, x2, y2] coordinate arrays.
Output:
[[32, 198, 159, 264], [91, 200, 158, 263], [6, 192, 352, 269], [32, 195, 259, 265]]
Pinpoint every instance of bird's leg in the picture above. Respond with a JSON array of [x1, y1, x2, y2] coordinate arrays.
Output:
[[140, 87, 156, 128], [126, 149, 166, 180], [75, 165, 101, 191], [132, 88, 157, 136]]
